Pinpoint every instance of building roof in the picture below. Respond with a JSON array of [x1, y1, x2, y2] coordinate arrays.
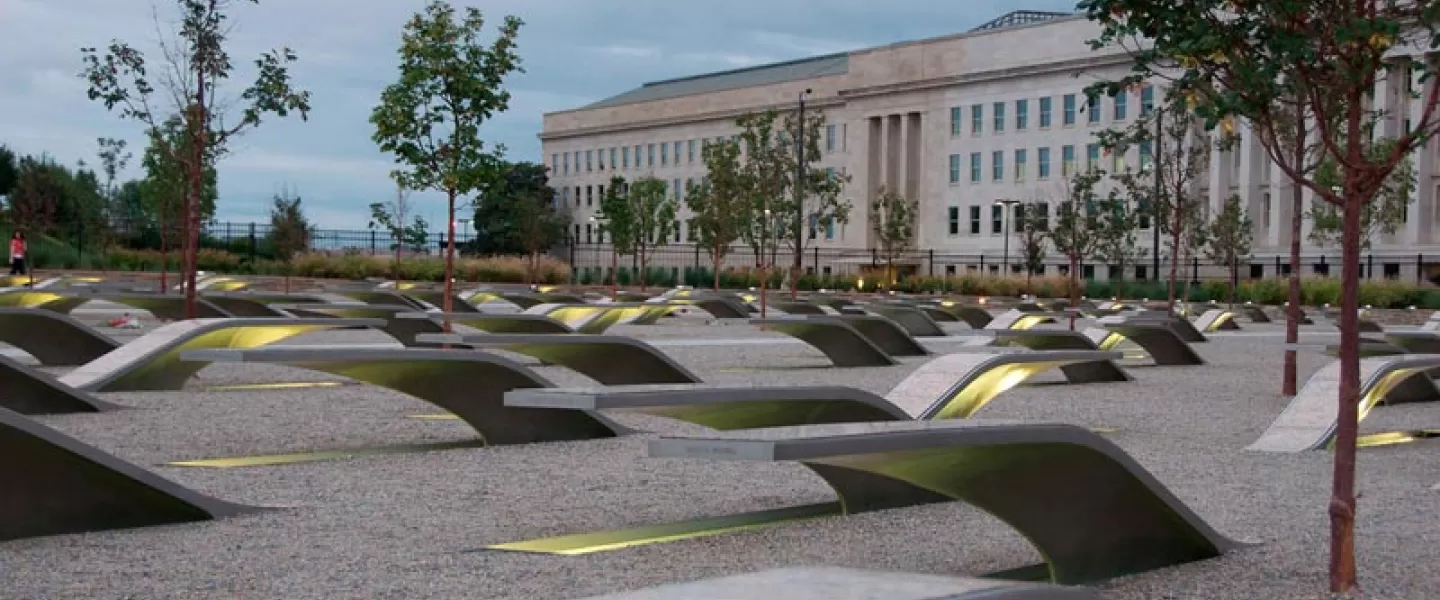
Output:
[[582, 53, 849, 110], [574, 9, 1076, 112]]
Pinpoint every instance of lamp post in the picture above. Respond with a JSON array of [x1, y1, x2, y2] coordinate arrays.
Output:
[[1151, 104, 1163, 281], [792, 87, 812, 298], [995, 199, 1022, 275]]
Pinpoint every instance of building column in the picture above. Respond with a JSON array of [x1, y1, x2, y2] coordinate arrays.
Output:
[[885, 114, 903, 194], [1207, 132, 1234, 219], [1413, 56, 1437, 245], [1235, 123, 1265, 251]]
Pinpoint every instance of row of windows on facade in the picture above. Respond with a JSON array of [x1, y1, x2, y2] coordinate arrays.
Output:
[[550, 124, 845, 177], [941, 200, 1160, 237], [947, 141, 1155, 184], [948, 86, 1155, 136], [569, 214, 841, 245], [556, 168, 841, 208]]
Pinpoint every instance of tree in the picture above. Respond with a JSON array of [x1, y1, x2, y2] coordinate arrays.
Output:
[[1093, 179, 1147, 300], [869, 186, 917, 288], [83, 0, 311, 315], [735, 111, 789, 268], [510, 187, 568, 284], [1015, 200, 1050, 288], [1080, 1, 1440, 590], [596, 175, 634, 293], [1206, 194, 1254, 305], [778, 109, 851, 295], [137, 116, 218, 291], [1051, 168, 1105, 306], [370, 1, 522, 320], [368, 184, 425, 277], [0, 145, 17, 201], [7, 156, 65, 232], [687, 139, 747, 289], [625, 176, 677, 289], [472, 161, 558, 255], [267, 188, 311, 293], [1307, 139, 1415, 252]]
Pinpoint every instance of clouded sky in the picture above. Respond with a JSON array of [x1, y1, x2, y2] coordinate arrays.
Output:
[[0, 0, 1077, 229]]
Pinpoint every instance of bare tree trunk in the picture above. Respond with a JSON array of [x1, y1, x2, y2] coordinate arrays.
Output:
[[712, 253, 722, 290], [442, 188, 456, 333], [610, 246, 618, 300], [1114, 260, 1126, 301], [1284, 124, 1306, 396], [1167, 200, 1183, 310], [1068, 256, 1080, 306], [158, 201, 169, 294], [182, 94, 205, 319], [1328, 108, 1363, 596], [639, 246, 648, 290]]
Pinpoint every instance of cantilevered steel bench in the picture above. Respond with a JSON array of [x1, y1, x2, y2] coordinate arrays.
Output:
[[773, 301, 828, 315], [576, 566, 1100, 600], [74, 292, 233, 320], [1192, 309, 1240, 332], [272, 304, 441, 346], [505, 350, 1131, 431], [865, 304, 949, 337], [331, 289, 429, 310], [0, 355, 120, 414], [1101, 313, 1207, 343], [1238, 304, 1271, 323], [417, 333, 701, 385], [181, 347, 627, 446], [986, 309, 1058, 330], [0, 290, 91, 314], [404, 290, 483, 313], [0, 406, 257, 541], [670, 295, 752, 319], [0, 317, 382, 394], [492, 421, 1241, 585], [1247, 354, 1440, 452], [923, 303, 993, 328], [524, 302, 641, 333], [201, 292, 329, 317], [751, 317, 897, 367], [0, 307, 122, 365]]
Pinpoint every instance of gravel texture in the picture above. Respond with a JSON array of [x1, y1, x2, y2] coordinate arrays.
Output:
[[3, 318, 1440, 599]]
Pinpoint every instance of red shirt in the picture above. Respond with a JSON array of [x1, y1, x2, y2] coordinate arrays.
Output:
[[10, 239, 23, 258]]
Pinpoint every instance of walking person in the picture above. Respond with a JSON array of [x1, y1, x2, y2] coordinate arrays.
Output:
[[9, 231, 26, 276]]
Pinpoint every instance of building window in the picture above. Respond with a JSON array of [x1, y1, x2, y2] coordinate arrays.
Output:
[[992, 150, 1004, 181], [993, 102, 1006, 132], [561, 187, 570, 207], [598, 150, 606, 170], [673, 178, 681, 199], [622, 147, 630, 169], [1086, 143, 1101, 169], [1038, 147, 1051, 179], [949, 154, 961, 184], [1015, 148, 1027, 182], [585, 185, 593, 207], [970, 153, 982, 183], [609, 148, 617, 170], [842, 123, 848, 151], [1037, 203, 1050, 229], [1114, 92, 1128, 120], [1263, 192, 1272, 228], [562, 153, 570, 175], [1112, 145, 1126, 172], [586, 150, 593, 172], [950, 106, 962, 136], [991, 204, 1003, 234], [551, 153, 558, 173], [826, 125, 837, 152], [1016, 99, 1029, 130], [1061, 145, 1075, 176], [1087, 93, 1102, 123], [647, 144, 655, 167], [635, 145, 643, 167], [971, 105, 983, 134], [825, 217, 835, 240], [969, 205, 982, 234], [948, 206, 960, 235], [660, 143, 668, 166], [673, 141, 683, 164], [687, 139, 696, 163], [1139, 141, 1153, 170], [1141, 85, 1155, 116], [1063, 94, 1077, 126], [1039, 97, 1052, 128]]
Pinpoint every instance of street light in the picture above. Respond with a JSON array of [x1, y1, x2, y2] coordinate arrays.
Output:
[[994, 199, 1022, 275], [792, 87, 812, 298], [1151, 104, 1163, 281]]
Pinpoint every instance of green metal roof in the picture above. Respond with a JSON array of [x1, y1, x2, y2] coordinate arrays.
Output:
[[582, 53, 849, 110]]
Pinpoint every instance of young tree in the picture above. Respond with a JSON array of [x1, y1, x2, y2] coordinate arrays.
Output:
[[1206, 194, 1254, 305], [596, 176, 634, 295], [267, 188, 311, 293], [509, 189, 568, 284], [82, 0, 311, 316], [1051, 168, 1105, 306], [370, 183, 414, 278], [0, 145, 17, 201], [869, 186, 917, 288], [625, 176, 677, 290], [370, 1, 523, 319], [1015, 200, 1050, 288], [1307, 139, 1415, 252], [473, 161, 556, 255], [735, 111, 789, 268], [688, 139, 747, 289], [1081, 1, 1440, 590], [779, 109, 851, 295], [1093, 181, 1147, 300]]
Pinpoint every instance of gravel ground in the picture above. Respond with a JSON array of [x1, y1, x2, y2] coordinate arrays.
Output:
[[3, 317, 1440, 599]]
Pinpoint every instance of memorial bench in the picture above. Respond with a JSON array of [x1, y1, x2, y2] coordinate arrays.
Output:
[[0, 290, 91, 314], [1247, 354, 1440, 452], [986, 309, 1058, 330], [75, 292, 233, 321], [273, 304, 441, 346], [574, 566, 1099, 600], [201, 292, 330, 318], [977, 325, 1203, 366], [416, 333, 701, 385], [0, 307, 122, 365], [492, 421, 1241, 585], [1192, 309, 1241, 332], [0, 406, 257, 541], [750, 317, 898, 367], [865, 304, 949, 337], [924, 303, 994, 328]]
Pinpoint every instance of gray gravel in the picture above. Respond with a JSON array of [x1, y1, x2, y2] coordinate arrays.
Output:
[[3, 320, 1440, 599]]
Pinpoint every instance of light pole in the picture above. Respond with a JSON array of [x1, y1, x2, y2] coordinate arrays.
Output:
[[792, 87, 812, 298], [995, 199, 1021, 275], [1151, 105, 1163, 281]]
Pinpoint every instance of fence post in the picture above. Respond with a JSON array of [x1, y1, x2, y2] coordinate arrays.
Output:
[[1418, 253, 1424, 285], [247, 222, 257, 265], [928, 249, 935, 277], [1365, 253, 1373, 280], [1274, 255, 1281, 278], [979, 255, 985, 273], [1191, 255, 1199, 286], [812, 246, 819, 274]]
